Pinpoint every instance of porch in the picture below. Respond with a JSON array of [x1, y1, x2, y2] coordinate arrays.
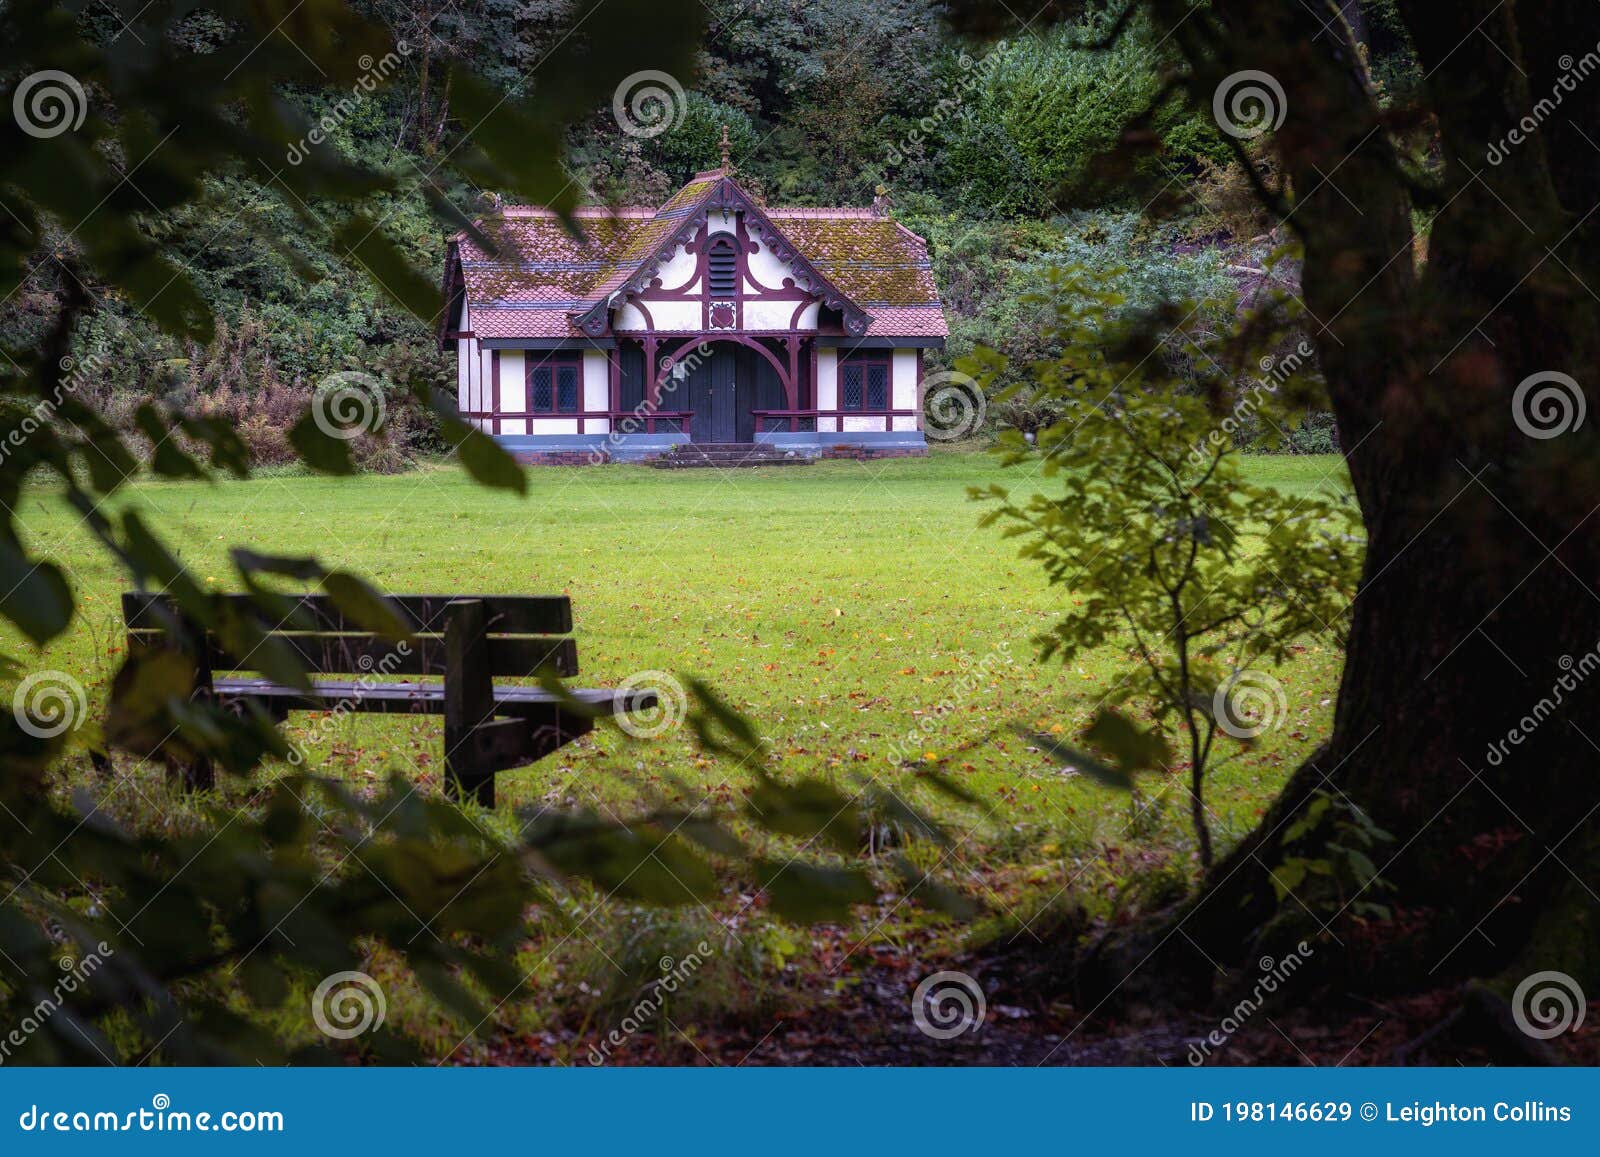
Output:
[[464, 333, 929, 462]]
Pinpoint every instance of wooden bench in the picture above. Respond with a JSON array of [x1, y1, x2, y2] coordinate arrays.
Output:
[[120, 592, 654, 806]]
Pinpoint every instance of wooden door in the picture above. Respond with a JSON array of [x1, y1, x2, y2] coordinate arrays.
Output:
[[711, 346, 738, 442], [689, 346, 741, 442]]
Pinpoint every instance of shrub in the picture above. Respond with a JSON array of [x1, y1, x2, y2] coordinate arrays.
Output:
[[944, 18, 1229, 216]]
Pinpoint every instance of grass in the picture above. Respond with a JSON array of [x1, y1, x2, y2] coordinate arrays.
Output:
[[6, 448, 1356, 1057]]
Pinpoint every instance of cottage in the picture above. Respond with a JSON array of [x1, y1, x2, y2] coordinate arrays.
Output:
[[438, 159, 948, 464]]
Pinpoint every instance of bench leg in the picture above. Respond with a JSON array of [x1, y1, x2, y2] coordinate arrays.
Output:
[[443, 599, 497, 808], [178, 756, 214, 792], [444, 764, 496, 808]]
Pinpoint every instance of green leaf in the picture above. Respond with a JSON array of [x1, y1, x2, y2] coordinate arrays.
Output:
[[179, 415, 251, 478], [122, 513, 208, 614], [890, 856, 980, 918], [134, 404, 205, 479], [231, 549, 324, 583], [687, 677, 766, 763], [288, 407, 356, 474], [522, 812, 718, 905], [0, 538, 73, 644], [333, 216, 442, 319], [1083, 709, 1172, 773], [1013, 725, 1133, 790], [320, 572, 413, 642], [451, 422, 526, 495], [746, 776, 859, 853], [755, 861, 876, 923], [214, 608, 313, 692], [1269, 859, 1308, 899]]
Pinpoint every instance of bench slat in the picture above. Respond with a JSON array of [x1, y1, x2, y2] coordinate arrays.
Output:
[[212, 677, 654, 718], [129, 630, 578, 678], [122, 592, 574, 636]]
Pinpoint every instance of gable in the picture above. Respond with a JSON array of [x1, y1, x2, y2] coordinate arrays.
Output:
[[572, 173, 871, 338], [610, 212, 830, 334]]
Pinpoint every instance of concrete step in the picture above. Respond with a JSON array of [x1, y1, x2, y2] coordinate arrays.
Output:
[[651, 460, 810, 469], [650, 444, 812, 469]]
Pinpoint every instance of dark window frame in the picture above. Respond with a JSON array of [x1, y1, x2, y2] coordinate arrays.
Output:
[[838, 355, 891, 412], [526, 356, 583, 415]]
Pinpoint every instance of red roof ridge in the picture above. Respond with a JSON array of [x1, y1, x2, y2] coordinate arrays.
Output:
[[495, 206, 656, 218], [764, 207, 880, 219]]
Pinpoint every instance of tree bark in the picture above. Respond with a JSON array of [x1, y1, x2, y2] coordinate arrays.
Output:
[[1106, 0, 1600, 1002]]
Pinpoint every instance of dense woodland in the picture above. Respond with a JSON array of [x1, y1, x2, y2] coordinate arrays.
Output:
[[2, 0, 1422, 462]]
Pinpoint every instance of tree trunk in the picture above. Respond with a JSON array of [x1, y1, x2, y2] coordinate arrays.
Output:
[[1101, 0, 1600, 1003]]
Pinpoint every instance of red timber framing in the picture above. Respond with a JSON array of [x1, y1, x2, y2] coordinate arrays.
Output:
[[466, 351, 618, 434], [624, 213, 825, 338], [649, 334, 801, 407], [490, 349, 500, 434]]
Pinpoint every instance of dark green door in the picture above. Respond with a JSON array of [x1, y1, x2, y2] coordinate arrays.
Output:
[[690, 346, 740, 442]]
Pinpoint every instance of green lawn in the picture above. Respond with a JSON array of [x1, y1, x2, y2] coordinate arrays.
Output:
[[7, 448, 1355, 1054]]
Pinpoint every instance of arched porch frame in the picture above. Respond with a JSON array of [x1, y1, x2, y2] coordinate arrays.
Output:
[[648, 333, 805, 416]]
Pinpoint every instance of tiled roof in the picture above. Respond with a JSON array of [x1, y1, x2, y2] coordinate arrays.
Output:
[[470, 306, 595, 339], [450, 173, 946, 339]]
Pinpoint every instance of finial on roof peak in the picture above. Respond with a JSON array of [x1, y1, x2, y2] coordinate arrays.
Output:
[[719, 124, 732, 171]]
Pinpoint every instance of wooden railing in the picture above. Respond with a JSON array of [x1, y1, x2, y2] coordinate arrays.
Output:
[[605, 409, 693, 436], [751, 408, 918, 434], [461, 410, 693, 435]]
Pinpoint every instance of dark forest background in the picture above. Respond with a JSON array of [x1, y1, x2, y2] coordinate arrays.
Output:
[[0, 0, 1420, 467]]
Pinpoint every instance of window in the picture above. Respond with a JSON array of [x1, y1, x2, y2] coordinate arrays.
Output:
[[528, 358, 581, 414], [839, 358, 890, 411], [707, 240, 738, 297]]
